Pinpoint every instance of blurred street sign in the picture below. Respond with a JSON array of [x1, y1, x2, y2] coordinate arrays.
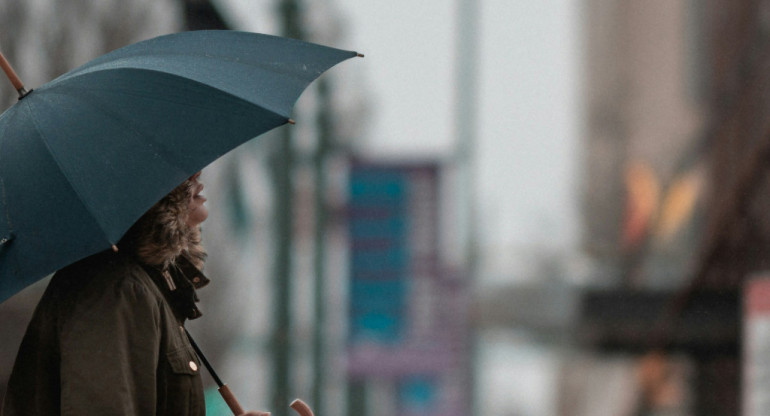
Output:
[[346, 160, 470, 416], [348, 165, 418, 344]]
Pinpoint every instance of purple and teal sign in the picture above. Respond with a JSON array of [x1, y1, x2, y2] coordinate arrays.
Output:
[[346, 161, 470, 416], [348, 166, 417, 344]]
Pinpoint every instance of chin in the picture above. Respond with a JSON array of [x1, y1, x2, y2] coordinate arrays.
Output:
[[187, 208, 208, 228]]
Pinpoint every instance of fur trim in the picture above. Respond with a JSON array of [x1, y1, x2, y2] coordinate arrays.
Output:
[[120, 178, 206, 270]]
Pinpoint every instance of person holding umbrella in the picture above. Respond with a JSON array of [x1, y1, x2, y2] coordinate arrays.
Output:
[[2, 172, 269, 416], [0, 29, 359, 416]]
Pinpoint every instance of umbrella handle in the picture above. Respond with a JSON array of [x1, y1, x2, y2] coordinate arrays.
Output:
[[0, 51, 28, 98], [218, 387, 313, 416], [219, 384, 246, 415], [290, 399, 314, 416]]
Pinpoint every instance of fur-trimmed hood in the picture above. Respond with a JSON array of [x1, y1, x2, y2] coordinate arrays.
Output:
[[118, 178, 206, 270]]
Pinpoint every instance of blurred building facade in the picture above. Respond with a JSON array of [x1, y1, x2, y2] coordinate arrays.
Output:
[[566, 1, 708, 414], [580, 0, 708, 290], [570, 1, 770, 415]]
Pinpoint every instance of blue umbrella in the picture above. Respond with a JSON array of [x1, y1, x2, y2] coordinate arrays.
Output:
[[0, 30, 360, 303]]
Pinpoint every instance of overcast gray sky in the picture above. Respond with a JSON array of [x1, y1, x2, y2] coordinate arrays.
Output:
[[213, 2, 580, 412], [218, 0, 582, 260]]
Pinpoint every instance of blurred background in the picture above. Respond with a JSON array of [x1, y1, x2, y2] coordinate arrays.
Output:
[[0, 0, 767, 415]]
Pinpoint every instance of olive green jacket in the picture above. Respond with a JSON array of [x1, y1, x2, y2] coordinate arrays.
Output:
[[1, 250, 210, 416]]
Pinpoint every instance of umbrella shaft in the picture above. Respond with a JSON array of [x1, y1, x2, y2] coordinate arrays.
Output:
[[185, 330, 248, 415], [184, 329, 224, 386], [219, 384, 246, 415]]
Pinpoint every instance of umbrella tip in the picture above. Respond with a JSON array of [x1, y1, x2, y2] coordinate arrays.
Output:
[[111, 244, 119, 253], [288, 118, 296, 125], [0, 50, 28, 99], [356, 52, 365, 58]]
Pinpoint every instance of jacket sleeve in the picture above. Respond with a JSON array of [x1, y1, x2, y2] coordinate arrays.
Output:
[[58, 278, 162, 416]]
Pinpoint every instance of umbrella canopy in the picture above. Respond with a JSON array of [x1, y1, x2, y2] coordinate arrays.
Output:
[[0, 30, 359, 303]]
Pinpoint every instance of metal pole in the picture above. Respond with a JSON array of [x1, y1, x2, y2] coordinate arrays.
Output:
[[270, 107, 294, 416], [455, 0, 479, 228], [271, 1, 304, 416], [346, 380, 367, 416], [312, 77, 331, 416], [455, 0, 480, 415]]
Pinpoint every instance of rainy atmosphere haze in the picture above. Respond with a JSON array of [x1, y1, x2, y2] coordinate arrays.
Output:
[[0, 0, 765, 415]]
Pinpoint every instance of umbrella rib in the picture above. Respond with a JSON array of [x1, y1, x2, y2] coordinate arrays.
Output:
[[45, 84, 195, 173], [26, 69, 292, 245], [86, 68, 290, 119], [34, 86, 192, 238], [45, 68, 289, 162], [53, 66, 297, 121], [0, 111, 14, 233], [22, 99, 116, 246]]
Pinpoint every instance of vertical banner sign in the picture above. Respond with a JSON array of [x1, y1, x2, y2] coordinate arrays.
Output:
[[348, 165, 412, 344], [744, 276, 770, 416], [347, 161, 470, 416]]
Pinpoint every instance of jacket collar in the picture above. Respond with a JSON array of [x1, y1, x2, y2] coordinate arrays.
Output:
[[141, 255, 210, 321], [175, 255, 211, 290]]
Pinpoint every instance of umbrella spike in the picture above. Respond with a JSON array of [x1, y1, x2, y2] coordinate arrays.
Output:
[[0, 51, 29, 99], [356, 53, 365, 58], [111, 245, 119, 253], [288, 118, 296, 125]]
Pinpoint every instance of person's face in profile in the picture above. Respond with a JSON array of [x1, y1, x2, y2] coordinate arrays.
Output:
[[186, 171, 208, 227]]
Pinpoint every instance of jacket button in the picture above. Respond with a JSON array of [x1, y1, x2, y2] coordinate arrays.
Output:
[[189, 361, 198, 371], [193, 276, 201, 283]]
